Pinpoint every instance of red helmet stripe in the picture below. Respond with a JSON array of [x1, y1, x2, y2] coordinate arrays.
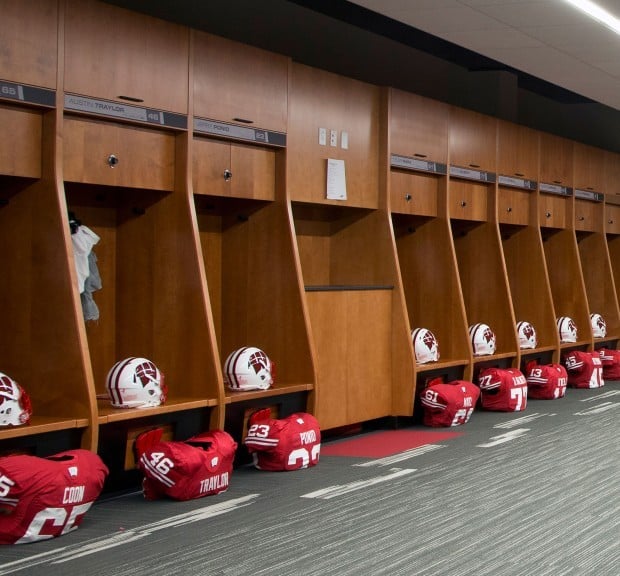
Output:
[[226, 347, 248, 389]]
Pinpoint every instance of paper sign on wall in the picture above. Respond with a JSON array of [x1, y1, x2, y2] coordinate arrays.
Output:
[[326, 158, 347, 200]]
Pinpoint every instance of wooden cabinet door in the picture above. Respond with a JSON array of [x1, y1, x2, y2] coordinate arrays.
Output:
[[574, 142, 605, 193], [539, 194, 568, 229], [539, 132, 573, 187], [193, 138, 275, 200], [390, 89, 448, 163], [574, 199, 602, 232], [308, 289, 391, 430], [193, 32, 288, 133], [63, 118, 175, 190], [0, 106, 42, 178], [64, 0, 189, 114], [193, 138, 232, 196], [449, 106, 497, 173], [0, 0, 58, 89], [497, 120, 539, 181], [345, 290, 391, 423], [498, 187, 531, 226], [449, 181, 488, 222], [231, 144, 275, 201], [390, 171, 438, 216], [604, 151, 620, 195], [606, 204, 620, 235]]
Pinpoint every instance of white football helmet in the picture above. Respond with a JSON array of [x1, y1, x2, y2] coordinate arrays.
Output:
[[517, 321, 537, 350], [590, 313, 607, 338], [0, 372, 32, 426], [469, 323, 496, 356], [411, 328, 440, 364], [105, 357, 167, 409], [224, 347, 273, 391], [557, 316, 578, 343]]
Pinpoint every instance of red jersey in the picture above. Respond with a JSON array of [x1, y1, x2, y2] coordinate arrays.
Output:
[[598, 348, 620, 380], [0, 449, 108, 545], [563, 351, 604, 389], [244, 411, 321, 471], [419, 380, 480, 427], [138, 430, 237, 501], [478, 367, 528, 412], [525, 363, 568, 400]]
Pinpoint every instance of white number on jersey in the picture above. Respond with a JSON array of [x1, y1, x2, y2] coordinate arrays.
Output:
[[15, 502, 94, 544], [0, 474, 15, 497], [287, 444, 321, 469], [247, 424, 271, 438], [510, 387, 526, 411], [450, 407, 474, 426]]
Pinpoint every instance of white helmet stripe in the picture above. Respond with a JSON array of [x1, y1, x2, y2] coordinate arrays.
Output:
[[109, 357, 136, 407]]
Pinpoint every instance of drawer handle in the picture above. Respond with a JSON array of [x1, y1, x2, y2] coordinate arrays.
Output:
[[506, 207, 512, 213], [405, 194, 412, 202], [546, 212, 552, 218], [609, 220, 614, 224], [107, 154, 119, 168], [460, 201, 467, 207], [578, 216, 585, 221], [223, 169, 232, 181]]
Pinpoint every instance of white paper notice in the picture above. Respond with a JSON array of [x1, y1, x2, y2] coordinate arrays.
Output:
[[326, 158, 347, 200]]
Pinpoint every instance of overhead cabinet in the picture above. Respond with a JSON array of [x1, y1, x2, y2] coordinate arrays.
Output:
[[0, 0, 58, 90], [64, 0, 189, 114], [193, 31, 288, 134]]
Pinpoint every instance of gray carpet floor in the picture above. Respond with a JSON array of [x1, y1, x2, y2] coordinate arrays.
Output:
[[0, 385, 618, 576]]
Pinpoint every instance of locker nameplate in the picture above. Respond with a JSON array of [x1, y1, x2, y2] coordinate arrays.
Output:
[[194, 118, 286, 147], [539, 182, 572, 196], [391, 154, 447, 175], [64, 94, 187, 129], [449, 165, 496, 183], [498, 175, 537, 191], [0, 79, 55, 107], [574, 189, 603, 202]]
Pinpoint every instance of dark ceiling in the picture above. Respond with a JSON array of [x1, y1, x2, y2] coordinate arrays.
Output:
[[105, 0, 620, 153]]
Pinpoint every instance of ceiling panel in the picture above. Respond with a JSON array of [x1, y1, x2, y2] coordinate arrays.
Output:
[[350, 0, 620, 111]]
